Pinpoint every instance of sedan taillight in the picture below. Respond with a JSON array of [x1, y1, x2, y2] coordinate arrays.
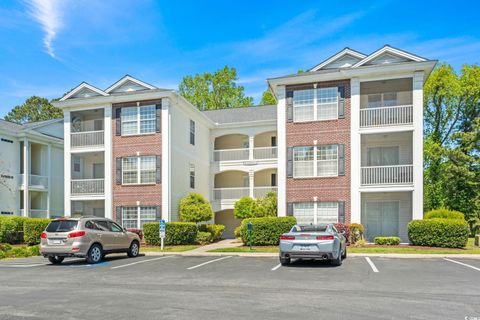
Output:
[[41, 232, 47, 239], [280, 235, 295, 240], [68, 231, 86, 238], [316, 235, 334, 240]]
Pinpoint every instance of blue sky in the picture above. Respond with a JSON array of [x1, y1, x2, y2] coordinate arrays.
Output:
[[1, 0, 479, 117]]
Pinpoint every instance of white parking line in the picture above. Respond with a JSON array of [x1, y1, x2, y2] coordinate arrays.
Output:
[[365, 257, 379, 273], [111, 256, 173, 269], [0, 264, 45, 268], [187, 256, 232, 270], [271, 263, 282, 271], [444, 258, 480, 272]]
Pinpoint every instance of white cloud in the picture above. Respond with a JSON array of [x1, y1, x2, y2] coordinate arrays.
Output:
[[24, 0, 65, 58]]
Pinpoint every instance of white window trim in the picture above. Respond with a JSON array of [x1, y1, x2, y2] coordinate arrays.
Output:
[[293, 201, 339, 224], [121, 105, 156, 136], [293, 87, 338, 123], [122, 156, 156, 185], [293, 145, 338, 178]]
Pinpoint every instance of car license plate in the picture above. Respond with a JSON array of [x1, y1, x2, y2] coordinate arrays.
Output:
[[49, 239, 62, 245], [295, 245, 313, 251]]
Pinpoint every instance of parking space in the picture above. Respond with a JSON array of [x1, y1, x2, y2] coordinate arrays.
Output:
[[0, 255, 479, 319]]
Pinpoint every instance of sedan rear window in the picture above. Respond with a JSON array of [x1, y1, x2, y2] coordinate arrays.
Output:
[[46, 220, 78, 232], [291, 225, 328, 232]]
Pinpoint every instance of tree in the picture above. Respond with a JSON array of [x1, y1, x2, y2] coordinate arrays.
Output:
[[252, 192, 277, 217], [260, 90, 277, 105], [179, 66, 253, 110], [4, 96, 62, 124], [233, 196, 257, 220], [179, 193, 213, 223]]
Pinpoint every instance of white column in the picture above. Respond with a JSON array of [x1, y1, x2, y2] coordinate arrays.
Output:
[[412, 71, 424, 220], [23, 138, 29, 217], [248, 135, 254, 160], [249, 171, 254, 198], [161, 98, 171, 222], [276, 85, 286, 217], [350, 77, 361, 223], [47, 144, 52, 218], [104, 105, 113, 219], [64, 110, 71, 217]]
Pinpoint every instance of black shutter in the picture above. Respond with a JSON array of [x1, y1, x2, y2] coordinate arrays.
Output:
[[287, 147, 293, 178], [287, 203, 294, 216], [156, 155, 161, 184], [115, 108, 122, 136], [338, 201, 345, 224], [286, 90, 294, 122], [338, 144, 345, 176], [155, 103, 162, 133], [116, 157, 122, 185], [338, 86, 345, 119], [116, 206, 123, 225], [156, 206, 162, 221]]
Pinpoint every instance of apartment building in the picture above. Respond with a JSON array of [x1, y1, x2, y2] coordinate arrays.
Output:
[[0, 119, 64, 218], [54, 45, 436, 241]]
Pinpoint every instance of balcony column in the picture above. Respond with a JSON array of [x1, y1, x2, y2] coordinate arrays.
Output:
[[412, 71, 424, 220], [64, 110, 71, 217], [248, 135, 254, 160], [350, 77, 361, 223], [47, 144, 52, 218], [22, 138, 29, 217], [249, 170, 254, 198], [276, 85, 287, 217], [104, 105, 113, 219]]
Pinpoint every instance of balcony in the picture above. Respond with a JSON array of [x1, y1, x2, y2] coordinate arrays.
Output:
[[360, 105, 413, 128], [19, 174, 48, 189], [214, 148, 249, 162], [214, 187, 250, 200], [70, 109, 105, 149], [253, 147, 277, 160], [71, 130, 104, 149], [213, 131, 277, 163], [361, 165, 413, 186], [20, 209, 49, 218], [253, 186, 278, 198], [71, 179, 105, 196]]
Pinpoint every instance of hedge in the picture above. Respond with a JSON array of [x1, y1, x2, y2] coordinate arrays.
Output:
[[198, 224, 225, 241], [424, 208, 465, 220], [23, 218, 50, 245], [196, 231, 213, 245], [374, 236, 401, 245], [143, 222, 197, 245], [239, 216, 297, 246], [408, 219, 469, 248], [0, 216, 28, 244]]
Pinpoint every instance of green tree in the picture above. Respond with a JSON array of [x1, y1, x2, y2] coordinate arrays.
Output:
[[253, 192, 277, 217], [179, 66, 253, 110], [260, 90, 277, 105], [233, 196, 257, 220], [179, 193, 213, 223], [4, 96, 62, 124]]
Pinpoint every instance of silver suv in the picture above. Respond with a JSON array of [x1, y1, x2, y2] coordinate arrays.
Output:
[[40, 217, 141, 264]]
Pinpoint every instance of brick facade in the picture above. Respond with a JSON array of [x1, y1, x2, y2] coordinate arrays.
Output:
[[111, 100, 162, 221], [285, 79, 351, 223]]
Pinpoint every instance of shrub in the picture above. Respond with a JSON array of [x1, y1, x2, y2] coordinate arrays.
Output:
[[0, 245, 40, 259], [23, 218, 50, 245], [0, 216, 28, 244], [253, 192, 277, 217], [196, 231, 213, 245], [234, 226, 241, 238], [424, 208, 465, 220], [374, 236, 401, 245], [408, 219, 469, 248], [234, 196, 257, 219], [179, 193, 213, 223], [143, 222, 197, 246], [348, 223, 364, 244], [334, 223, 350, 244], [198, 224, 225, 241], [239, 216, 297, 246]]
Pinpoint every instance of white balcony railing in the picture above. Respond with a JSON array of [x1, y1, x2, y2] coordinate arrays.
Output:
[[71, 130, 104, 148], [360, 105, 413, 128], [214, 148, 249, 162], [19, 174, 48, 188], [361, 165, 413, 186], [19, 209, 49, 218], [214, 187, 250, 200], [253, 186, 278, 198], [71, 179, 104, 195], [253, 147, 277, 160]]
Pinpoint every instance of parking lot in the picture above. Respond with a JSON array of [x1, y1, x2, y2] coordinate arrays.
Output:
[[0, 254, 479, 320]]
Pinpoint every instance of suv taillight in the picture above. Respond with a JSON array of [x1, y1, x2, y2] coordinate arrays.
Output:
[[316, 235, 334, 240], [41, 232, 47, 239], [67, 231, 86, 238], [280, 235, 295, 240]]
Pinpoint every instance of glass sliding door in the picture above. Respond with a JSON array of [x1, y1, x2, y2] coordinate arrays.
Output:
[[363, 201, 400, 241]]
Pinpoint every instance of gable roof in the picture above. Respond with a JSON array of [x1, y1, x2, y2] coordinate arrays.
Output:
[[60, 82, 108, 101], [105, 75, 157, 93], [202, 105, 277, 124], [351, 45, 426, 68], [310, 48, 367, 71], [0, 118, 63, 140]]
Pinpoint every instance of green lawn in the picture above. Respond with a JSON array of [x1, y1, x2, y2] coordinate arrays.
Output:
[[140, 245, 199, 252], [207, 238, 480, 254]]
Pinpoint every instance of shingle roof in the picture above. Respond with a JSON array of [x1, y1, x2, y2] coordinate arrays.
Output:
[[202, 105, 276, 124], [0, 118, 63, 138]]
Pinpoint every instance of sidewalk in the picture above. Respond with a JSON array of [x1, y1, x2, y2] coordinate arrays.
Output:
[[184, 239, 243, 254]]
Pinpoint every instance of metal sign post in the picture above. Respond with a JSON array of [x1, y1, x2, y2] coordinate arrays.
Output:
[[159, 219, 166, 251]]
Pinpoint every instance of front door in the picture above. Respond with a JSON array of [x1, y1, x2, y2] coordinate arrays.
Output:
[[364, 201, 399, 241]]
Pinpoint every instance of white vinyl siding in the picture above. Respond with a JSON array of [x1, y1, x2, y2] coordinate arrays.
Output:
[[122, 156, 156, 185], [293, 202, 339, 224], [293, 145, 338, 178], [293, 87, 338, 122], [121, 105, 156, 135], [122, 206, 157, 229]]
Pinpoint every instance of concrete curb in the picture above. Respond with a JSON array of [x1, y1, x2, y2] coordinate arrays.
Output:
[[142, 251, 480, 259]]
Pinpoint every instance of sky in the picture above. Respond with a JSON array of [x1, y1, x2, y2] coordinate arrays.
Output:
[[1, 0, 480, 117]]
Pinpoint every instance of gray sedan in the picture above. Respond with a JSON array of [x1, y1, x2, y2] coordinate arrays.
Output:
[[279, 224, 347, 266]]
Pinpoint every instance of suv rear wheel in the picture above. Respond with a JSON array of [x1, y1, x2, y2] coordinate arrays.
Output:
[[127, 241, 140, 258], [86, 244, 103, 264], [48, 256, 64, 265]]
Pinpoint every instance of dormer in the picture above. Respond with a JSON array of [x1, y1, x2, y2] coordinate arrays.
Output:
[[309, 48, 367, 71], [105, 75, 157, 94], [352, 45, 426, 68], [60, 82, 108, 101]]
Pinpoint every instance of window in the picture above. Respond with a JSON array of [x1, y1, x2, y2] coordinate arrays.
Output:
[[367, 146, 399, 166], [189, 164, 195, 189], [122, 206, 157, 229], [121, 105, 156, 135], [367, 92, 398, 108], [122, 156, 156, 184], [293, 145, 338, 178], [73, 156, 81, 173], [293, 202, 339, 224], [293, 87, 338, 122], [190, 120, 195, 145]]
